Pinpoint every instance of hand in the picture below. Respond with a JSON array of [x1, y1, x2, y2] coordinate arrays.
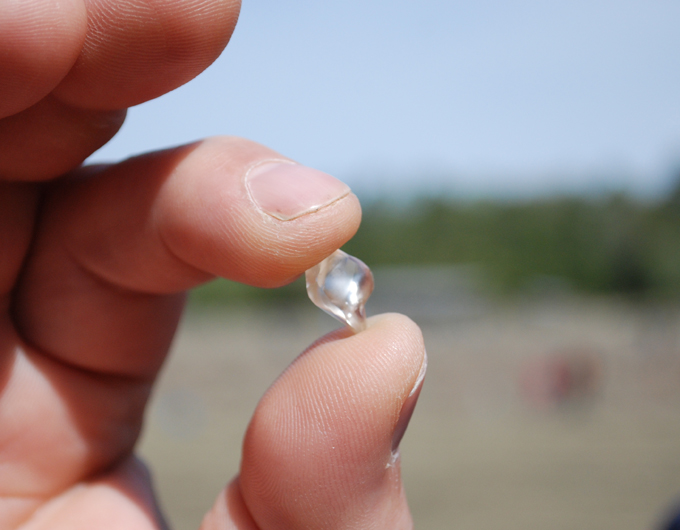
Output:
[[0, 1, 426, 529]]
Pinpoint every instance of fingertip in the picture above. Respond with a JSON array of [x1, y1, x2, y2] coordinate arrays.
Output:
[[0, 0, 87, 118], [158, 137, 362, 289], [53, 0, 242, 109], [365, 312, 426, 350], [360, 312, 428, 392], [240, 312, 424, 528]]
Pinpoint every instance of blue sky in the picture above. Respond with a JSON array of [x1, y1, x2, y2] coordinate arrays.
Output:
[[88, 0, 680, 199]]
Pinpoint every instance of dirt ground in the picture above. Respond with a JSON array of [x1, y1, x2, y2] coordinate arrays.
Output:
[[138, 298, 680, 529]]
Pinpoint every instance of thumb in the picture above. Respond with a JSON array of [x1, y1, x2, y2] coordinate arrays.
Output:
[[202, 313, 427, 529]]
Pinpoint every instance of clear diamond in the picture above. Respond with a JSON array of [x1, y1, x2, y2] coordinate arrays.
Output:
[[305, 249, 374, 332]]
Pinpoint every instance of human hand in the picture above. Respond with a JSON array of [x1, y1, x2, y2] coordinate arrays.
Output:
[[0, 1, 426, 529]]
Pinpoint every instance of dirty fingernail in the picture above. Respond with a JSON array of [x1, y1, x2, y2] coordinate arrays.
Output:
[[247, 162, 351, 221]]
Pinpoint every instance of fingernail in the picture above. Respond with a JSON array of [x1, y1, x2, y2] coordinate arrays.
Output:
[[246, 161, 351, 221], [391, 352, 427, 452]]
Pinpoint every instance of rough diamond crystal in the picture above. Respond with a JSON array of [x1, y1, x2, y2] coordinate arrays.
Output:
[[305, 249, 374, 332]]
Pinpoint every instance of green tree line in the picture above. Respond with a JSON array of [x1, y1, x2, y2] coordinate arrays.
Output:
[[191, 188, 680, 307]]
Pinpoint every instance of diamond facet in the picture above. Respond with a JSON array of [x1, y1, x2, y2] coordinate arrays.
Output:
[[305, 249, 374, 332]]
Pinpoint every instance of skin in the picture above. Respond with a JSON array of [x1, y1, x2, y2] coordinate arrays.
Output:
[[0, 1, 426, 529]]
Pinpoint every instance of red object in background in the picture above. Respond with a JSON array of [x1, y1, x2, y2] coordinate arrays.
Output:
[[519, 350, 602, 411]]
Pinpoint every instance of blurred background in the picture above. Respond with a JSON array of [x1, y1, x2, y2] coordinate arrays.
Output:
[[89, 1, 680, 528]]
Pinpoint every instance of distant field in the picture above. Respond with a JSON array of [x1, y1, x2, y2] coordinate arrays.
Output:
[[139, 298, 680, 530]]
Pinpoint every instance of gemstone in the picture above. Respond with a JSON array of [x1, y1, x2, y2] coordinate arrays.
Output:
[[305, 249, 374, 332]]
